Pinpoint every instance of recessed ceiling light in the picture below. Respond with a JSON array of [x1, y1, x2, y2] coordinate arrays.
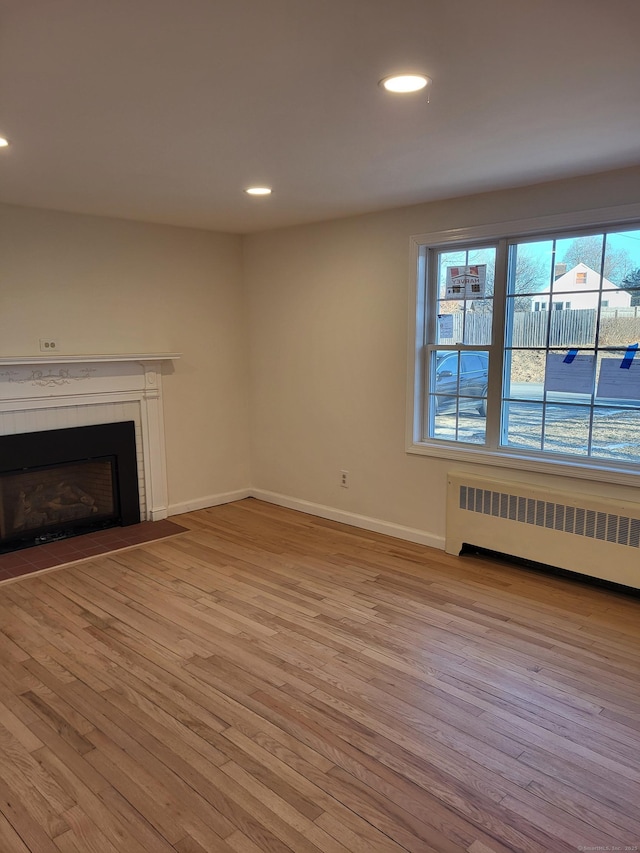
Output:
[[0, 137, 9, 148], [244, 186, 272, 196], [380, 74, 431, 93]]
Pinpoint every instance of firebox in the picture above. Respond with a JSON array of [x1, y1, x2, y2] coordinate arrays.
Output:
[[0, 422, 140, 553]]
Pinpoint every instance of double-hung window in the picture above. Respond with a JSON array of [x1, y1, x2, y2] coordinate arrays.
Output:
[[409, 209, 640, 482]]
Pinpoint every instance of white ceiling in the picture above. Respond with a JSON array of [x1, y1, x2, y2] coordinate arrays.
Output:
[[1, 0, 639, 234]]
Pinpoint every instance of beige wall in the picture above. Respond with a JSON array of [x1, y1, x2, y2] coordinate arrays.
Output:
[[0, 203, 251, 510], [244, 166, 640, 544], [3, 165, 640, 542]]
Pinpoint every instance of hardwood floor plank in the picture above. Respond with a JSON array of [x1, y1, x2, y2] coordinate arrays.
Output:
[[57, 805, 121, 853], [243, 683, 559, 853], [515, 747, 640, 822], [0, 810, 32, 853], [34, 745, 155, 853], [0, 721, 73, 838], [224, 829, 289, 853], [84, 745, 185, 845], [219, 760, 331, 853], [524, 777, 640, 839], [28, 721, 109, 796], [314, 810, 414, 853], [0, 498, 638, 852], [224, 725, 453, 851], [0, 697, 44, 752], [96, 786, 180, 853], [0, 773, 61, 853], [75, 701, 238, 842]]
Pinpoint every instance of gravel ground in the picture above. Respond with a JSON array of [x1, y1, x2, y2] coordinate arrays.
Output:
[[435, 402, 640, 462]]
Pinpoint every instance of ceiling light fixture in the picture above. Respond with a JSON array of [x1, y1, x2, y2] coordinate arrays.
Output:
[[380, 74, 431, 94], [0, 136, 9, 148], [244, 186, 272, 196]]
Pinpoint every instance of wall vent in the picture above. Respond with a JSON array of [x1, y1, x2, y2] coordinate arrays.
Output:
[[447, 473, 640, 589]]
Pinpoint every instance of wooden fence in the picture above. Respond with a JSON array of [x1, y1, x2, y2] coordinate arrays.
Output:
[[447, 307, 640, 348]]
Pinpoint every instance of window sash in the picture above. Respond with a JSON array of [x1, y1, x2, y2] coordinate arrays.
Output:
[[408, 204, 640, 484]]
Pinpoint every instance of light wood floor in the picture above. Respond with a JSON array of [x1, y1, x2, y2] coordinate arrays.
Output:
[[0, 499, 639, 853]]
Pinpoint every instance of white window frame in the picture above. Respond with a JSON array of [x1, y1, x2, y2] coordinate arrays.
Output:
[[406, 201, 640, 487]]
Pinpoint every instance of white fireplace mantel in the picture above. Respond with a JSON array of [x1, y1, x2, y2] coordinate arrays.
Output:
[[0, 352, 180, 366], [0, 353, 181, 521]]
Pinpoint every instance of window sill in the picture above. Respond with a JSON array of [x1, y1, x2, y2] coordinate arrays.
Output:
[[407, 439, 640, 488]]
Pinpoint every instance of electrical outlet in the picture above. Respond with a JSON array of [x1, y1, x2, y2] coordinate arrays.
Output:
[[340, 470, 349, 488], [39, 339, 60, 353]]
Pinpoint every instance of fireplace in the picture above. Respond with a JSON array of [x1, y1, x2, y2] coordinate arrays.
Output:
[[0, 353, 179, 525], [0, 422, 140, 553]]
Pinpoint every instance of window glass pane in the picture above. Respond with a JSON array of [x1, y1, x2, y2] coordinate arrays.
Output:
[[549, 299, 596, 347], [503, 350, 545, 400], [431, 350, 489, 404], [457, 414, 486, 444], [435, 247, 495, 346], [430, 402, 486, 444], [435, 301, 493, 345], [544, 350, 597, 406], [594, 350, 640, 404], [554, 233, 605, 282], [463, 300, 493, 345], [603, 229, 640, 289], [426, 349, 488, 443], [508, 240, 553, 297], [552, 264, 601, 294], [507, 296, 549, 348], [436, 302, 462, 344], [501, 401, 543, 450], [437, 251, 467, 299], [433, 351, 459, 396], [542, 404, 591, 456], [599, 308, 640, 348], [462, 354, 482, 372], [592, 406, 640, 461], [468, 246, 497, 273], [460, 351, 488, 398], [430, 396, 457, 441]]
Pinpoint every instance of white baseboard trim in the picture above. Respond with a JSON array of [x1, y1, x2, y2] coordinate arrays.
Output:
[[168, 488, 252, 517], [251, 489, 445, 550], [149, 507, 169, 521], [167, 487, 444, 549]]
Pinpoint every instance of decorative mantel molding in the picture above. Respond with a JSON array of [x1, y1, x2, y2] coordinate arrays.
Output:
[[0, 353, 181, 366], [0, 353, 181, 521]]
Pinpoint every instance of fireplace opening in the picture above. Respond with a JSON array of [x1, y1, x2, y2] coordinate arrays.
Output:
[[0, 422, 140, 554]]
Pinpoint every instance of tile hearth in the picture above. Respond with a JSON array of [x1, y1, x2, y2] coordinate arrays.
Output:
[[0, 519, 186, 583]]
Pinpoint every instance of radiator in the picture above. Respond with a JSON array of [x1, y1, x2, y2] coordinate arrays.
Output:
[[446, 472, 640, 590]]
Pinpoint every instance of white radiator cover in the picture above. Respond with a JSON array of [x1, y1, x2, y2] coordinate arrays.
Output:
[[446, 472, 640, 590]]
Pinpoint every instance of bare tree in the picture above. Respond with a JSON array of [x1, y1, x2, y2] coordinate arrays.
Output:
[[561, 236, 633, 285], [622, 268, 640, 306], [468, 249, 546, 310], [513, 251, 547, 307]]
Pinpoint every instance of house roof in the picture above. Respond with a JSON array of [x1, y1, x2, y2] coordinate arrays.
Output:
[[553, 263, 616, 292], [1, 0, 639, 233]]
